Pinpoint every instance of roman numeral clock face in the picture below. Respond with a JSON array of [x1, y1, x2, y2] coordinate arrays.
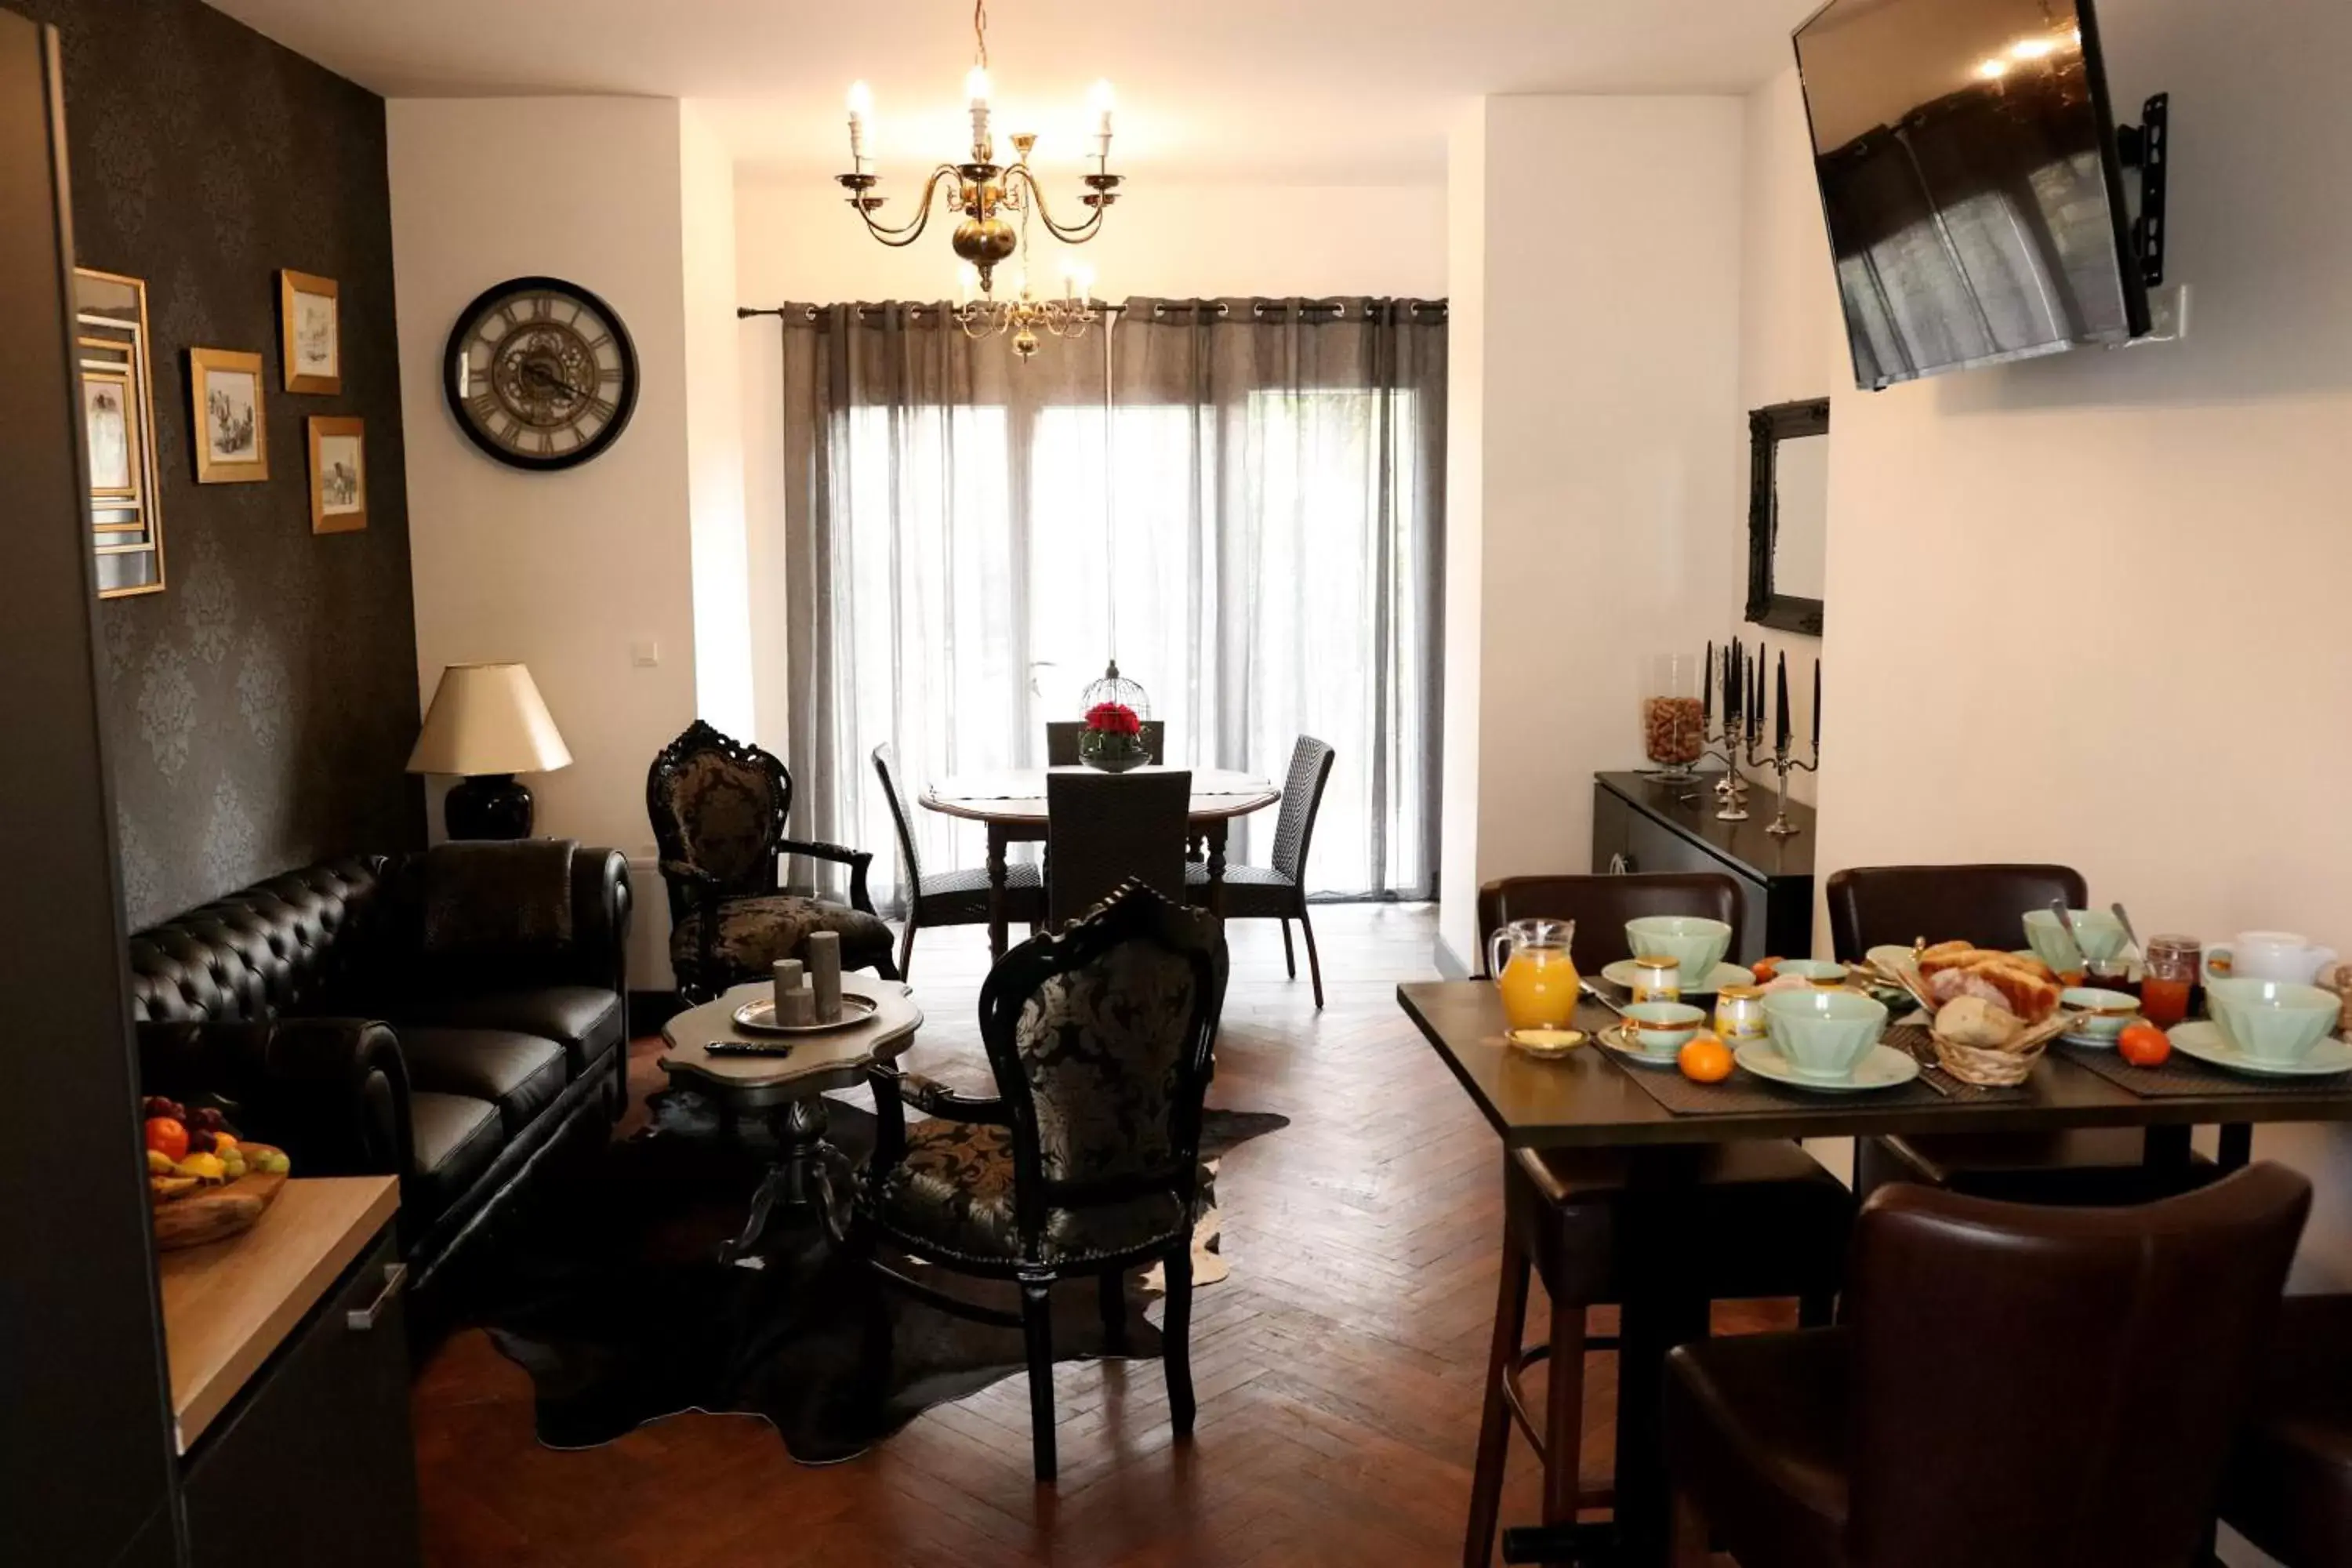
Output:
[[442, 277, 638, 470]]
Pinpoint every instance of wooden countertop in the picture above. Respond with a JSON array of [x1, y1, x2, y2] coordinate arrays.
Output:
[[158, 1174, 399, 1454]]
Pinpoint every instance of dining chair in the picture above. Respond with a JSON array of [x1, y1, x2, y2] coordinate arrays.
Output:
[[871, 743, 1044, 978], [858, 880, 1229, 1482], [1045, 769, 1190, 927], [1185, 735, 1335, 1006], [1044, 719, 1167, 767], [645, 720, 897, 1000], [1464, 873, 1855, 1568], [1827, 862, 2215, 1205], [2219, 1291, 2352, 1568], [1665, 1162, 2311, 1568]]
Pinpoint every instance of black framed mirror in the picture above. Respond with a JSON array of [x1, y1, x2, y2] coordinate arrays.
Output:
[[1745, 397, 1829, 636]]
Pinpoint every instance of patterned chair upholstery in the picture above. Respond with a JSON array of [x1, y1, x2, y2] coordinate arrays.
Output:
[[861, 880, 1229, 1482], [1184, 734, 1336, 1005], [647, 721, 896, 1000]]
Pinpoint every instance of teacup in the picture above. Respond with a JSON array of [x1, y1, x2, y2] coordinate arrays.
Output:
[[2206, 978, 2340, 1063], [1619, 1000, 1708, 1057], [2060, 986, 2140, 1043], [2204, 931, 2339, 987], [1624, 916, 1733, 982], [2023, 909, 2129, 975], [1776, 959, 1849, 989], [1762, 988, 1889, 1080]]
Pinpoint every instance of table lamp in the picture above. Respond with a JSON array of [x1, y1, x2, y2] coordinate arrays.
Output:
[[407, 662, 572, 840]]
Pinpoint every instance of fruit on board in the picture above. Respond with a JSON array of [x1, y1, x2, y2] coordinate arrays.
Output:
[[2118, 1022, 2171, 1068], [142, 1095, 186, 1122], [173, 1152, 228, 1183], [1679, 1033, 1736, 1083], [150, 1175, 200, 1201], [146, 1149, 176, 1175], [144, 1117, 189, 1163]]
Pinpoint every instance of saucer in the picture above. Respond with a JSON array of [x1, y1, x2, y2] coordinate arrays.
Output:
[[1507, 1027, 1587, 1059], [1597, 1024, 1683, 1069], [2060, 1029, 2119, 1049], [1733, 1040, 1921, 1093], [2166, 1020, 2352, 1077], [1600, 959, 1755, 996]]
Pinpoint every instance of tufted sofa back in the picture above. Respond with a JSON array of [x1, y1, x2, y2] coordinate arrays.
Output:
[[126, 858, 390, 1024]]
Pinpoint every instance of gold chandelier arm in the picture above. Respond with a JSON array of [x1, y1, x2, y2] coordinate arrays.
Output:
[[1006, 165, 1108, 245], [845, 165, 964, 245]]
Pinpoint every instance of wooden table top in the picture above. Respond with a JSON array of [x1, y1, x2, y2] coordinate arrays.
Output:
[[1397, 980, 2352, 1149], [158, 1174, 399, 1454], [923, 766, 1279, 825], [659, 979, 923, 1107]]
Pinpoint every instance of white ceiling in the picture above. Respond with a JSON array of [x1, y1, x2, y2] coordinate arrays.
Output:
[[205, 0, 1817, 181]]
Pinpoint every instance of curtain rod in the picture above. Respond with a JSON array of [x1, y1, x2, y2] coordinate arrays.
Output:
[[737, 299, 1446, 324]]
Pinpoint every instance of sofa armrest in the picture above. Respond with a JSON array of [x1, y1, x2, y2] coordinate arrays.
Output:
[[138, 1017, 412, 1180], [565, 846, 632, 996]]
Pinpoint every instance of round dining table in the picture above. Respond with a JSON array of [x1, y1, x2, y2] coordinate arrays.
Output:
[[922, 766, 1280, 957]]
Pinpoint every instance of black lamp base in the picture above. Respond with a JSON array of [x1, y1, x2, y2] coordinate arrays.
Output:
[[445, 773, 534, 840]]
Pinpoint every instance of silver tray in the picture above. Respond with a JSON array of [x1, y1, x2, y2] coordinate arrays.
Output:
[[731, 991, 880, 1036]]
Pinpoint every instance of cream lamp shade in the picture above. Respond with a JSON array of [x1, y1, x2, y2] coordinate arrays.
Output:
[[407, 662, 572, 777]]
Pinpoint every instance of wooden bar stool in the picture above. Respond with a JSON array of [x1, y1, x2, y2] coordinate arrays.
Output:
[[1465, 875, 1855, 1568]]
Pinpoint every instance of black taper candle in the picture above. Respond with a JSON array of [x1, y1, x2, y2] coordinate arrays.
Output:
[[1751, 652, 1765, 746], [1703, 641, 1714, 731], [1776, 651, 1790, 753], [1813, 657, 1821, 750]]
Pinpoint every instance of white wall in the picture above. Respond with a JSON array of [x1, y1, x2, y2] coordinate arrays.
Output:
[[1732, 67, 1846, 811], [1771, 0, 2352, 1299], [1438, 107, 1488, 972], [733, 173, 1449, 756], [390, 97, 701, 862], [681, 104, 754, 740], [1438, 96, 1747, 970]]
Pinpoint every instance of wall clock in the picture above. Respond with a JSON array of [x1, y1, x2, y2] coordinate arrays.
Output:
[[441, 276, 638, 470]]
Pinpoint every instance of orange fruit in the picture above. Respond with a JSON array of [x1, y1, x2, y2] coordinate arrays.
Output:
[[1679, 1033, 1735, 1083], [2118, 1022, 2171, 1067]]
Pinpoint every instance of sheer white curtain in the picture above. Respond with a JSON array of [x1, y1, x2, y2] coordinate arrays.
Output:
[[775, 298, 1446, 913]]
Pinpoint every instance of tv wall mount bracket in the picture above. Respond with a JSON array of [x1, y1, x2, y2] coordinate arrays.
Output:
[[2116, 93, 2169, 289]]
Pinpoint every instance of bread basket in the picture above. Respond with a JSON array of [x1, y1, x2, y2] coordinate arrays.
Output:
[[1866, 949, 2074, 1087]]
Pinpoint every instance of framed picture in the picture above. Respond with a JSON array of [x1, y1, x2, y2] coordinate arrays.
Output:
[[188, 347, 268, 483], [74, 268, 165, 596], [279, 270, 340, 394], [307, 416, 365, 533]]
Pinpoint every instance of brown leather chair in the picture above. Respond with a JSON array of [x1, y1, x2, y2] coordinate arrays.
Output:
[[1827, 862, 2213, 1205], [1665, 1163, 2310, 1568], [1465, 873, 1855, 1566], [2220, 1292, 2352, 1567]]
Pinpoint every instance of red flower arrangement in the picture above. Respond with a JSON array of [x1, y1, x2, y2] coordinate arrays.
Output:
[[1083, 702, 1142, 737]]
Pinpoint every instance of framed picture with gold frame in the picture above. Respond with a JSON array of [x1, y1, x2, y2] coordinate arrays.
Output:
[[278, 269, 340, 394], [307, 416, 365, 534], [74, 267, 165, 597], [188, 347, 268, 484]]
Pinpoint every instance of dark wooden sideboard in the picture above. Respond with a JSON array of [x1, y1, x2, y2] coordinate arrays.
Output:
[[1592, 772, 1814, 963]]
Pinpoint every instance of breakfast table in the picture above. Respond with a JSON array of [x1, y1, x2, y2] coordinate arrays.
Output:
[[1398, 979, 2352, 1566], [921, 766, 1280, 957]]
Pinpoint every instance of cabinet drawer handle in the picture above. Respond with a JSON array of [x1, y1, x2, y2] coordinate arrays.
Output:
[[347, 1262, 408, 1332]]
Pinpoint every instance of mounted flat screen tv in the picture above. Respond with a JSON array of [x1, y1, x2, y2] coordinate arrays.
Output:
[[1794, 0, 2151, 390]]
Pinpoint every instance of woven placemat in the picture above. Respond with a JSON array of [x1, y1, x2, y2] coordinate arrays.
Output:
[[2056, 1042, 2352, 1100], [1604, 1033, 1951, 1116]]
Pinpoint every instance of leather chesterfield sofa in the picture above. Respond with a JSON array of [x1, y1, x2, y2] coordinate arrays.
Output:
[[129, 841, 630, 1315]]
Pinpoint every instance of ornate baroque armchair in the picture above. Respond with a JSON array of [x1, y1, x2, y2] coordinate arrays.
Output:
[[859, 880, 1230, 1482], [646, 721, 898, 1000]]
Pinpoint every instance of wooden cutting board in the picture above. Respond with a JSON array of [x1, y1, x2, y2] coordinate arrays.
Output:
[[154, 1171, 288, 1252]]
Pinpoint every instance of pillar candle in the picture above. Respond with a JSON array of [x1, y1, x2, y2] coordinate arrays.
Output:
[[807, 931, 844, 1023], [772, 959, 802, 1014], [776, 988, 816, 1028]]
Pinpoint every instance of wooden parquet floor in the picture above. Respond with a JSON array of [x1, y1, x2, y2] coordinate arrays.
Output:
[[412, 905, 1769, 1566]]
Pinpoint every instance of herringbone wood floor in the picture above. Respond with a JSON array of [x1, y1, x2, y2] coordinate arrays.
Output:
[[412, 905, 1771, 1566]]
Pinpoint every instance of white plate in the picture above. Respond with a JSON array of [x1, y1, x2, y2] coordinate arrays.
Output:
[[1599, 959, 1756, 996], [1733, 1039, 1922, 1093], [1597, 1024, 1685, 1069], [2060, 1029, 2120, 1050], [2166, 1020, 2352, 1078]]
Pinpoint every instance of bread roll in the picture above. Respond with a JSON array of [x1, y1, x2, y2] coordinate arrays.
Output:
[[1936, 996, 2023, 1048]]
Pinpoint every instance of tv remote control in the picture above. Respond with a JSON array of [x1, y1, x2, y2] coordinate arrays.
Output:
[[704, 1040, 795, 1057]]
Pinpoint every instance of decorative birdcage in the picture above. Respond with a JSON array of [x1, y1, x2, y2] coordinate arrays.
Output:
[[1080, 660, 1150, 718]]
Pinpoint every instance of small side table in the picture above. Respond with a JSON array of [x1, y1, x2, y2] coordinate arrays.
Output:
[[659, 979, 924, 1260]]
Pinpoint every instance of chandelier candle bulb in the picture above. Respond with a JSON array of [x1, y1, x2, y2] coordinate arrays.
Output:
[[845, 81, 871, 162]]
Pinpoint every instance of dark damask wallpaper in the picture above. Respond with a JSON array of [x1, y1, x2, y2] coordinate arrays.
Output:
[[18, 0, 423, 926]]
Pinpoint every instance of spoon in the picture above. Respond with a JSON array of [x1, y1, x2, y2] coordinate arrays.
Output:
[[2110, 901, 2143, 957], [2051, 898, 2088, 967]]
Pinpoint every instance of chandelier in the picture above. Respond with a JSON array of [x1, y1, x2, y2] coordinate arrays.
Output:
[[837, 0, 1123, 299], [955, 189, 1101, 360]]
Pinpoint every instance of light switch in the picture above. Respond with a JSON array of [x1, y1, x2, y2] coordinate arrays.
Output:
[[631, 639, 660, 668]]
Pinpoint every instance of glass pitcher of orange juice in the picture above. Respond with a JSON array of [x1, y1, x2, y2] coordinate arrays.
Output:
[[1488, 918, 1581, 1032]]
